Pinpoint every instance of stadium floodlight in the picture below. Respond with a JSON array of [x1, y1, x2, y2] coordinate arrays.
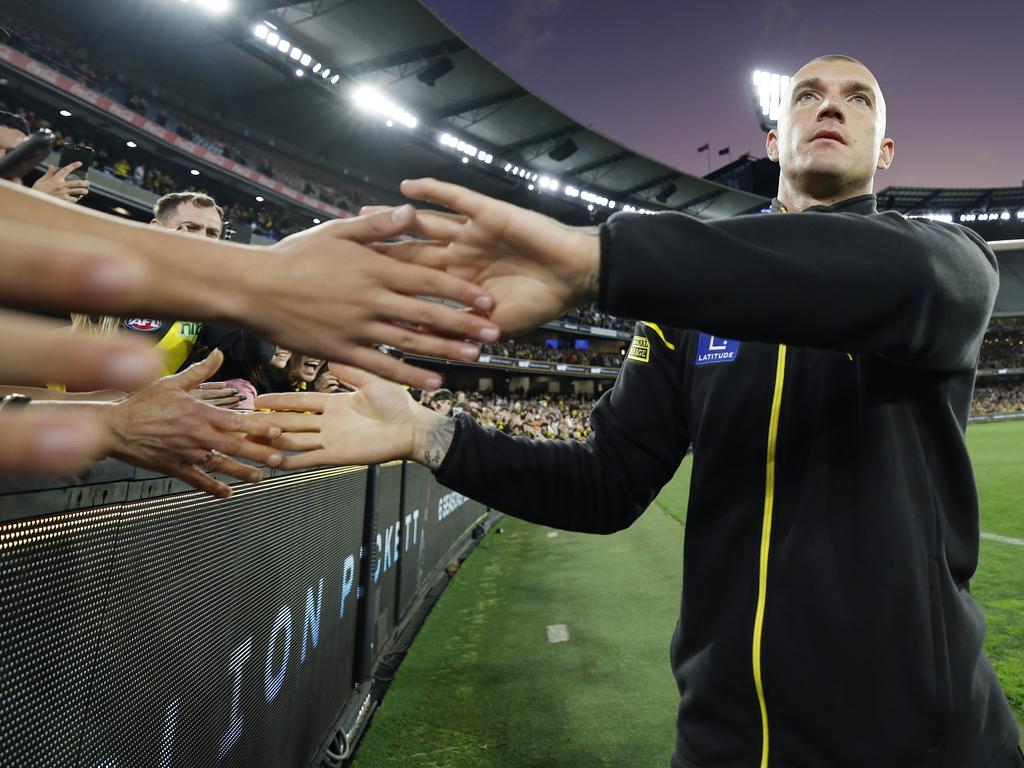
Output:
[[752, 69, 792, 132], [300, 53, 312, 67], [386, 120, 394, 127], [289, 47, 302, 61], [126, 140, 137, 148], [1017, 210, 1024, 219], [528, 184, 534, 190], [313, 218, 321, 224], [330, 74, 340, 85], [190, 169, 200, 176], [587, 204, 594, 211], [1000, 211, 1011, 221], [277, 39, 290, 54], [504, 163, 513, 172], [351, 86, 418, 129], [549, 179, 559, 191], [462, 157, 468, 164], [254, 24, 269, 40], [58, 109, 72, 117], [295, 68, 303, 77], [255, 195, 264, 202], [266, 31, 280, 47], [312, 62, 321, 73], [321, 68, 331, 79]]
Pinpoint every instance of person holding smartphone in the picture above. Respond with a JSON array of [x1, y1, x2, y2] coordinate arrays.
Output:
[[0, 111, 90, 201]]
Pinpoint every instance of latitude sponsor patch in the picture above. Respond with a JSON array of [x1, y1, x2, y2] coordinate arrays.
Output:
[[695, 332, 740, 366]]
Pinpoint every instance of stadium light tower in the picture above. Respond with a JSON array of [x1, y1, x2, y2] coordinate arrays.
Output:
[[752, 70, 792, 132]]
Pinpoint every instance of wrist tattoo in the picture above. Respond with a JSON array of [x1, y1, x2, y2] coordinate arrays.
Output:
[[422, 416, 456, 470]]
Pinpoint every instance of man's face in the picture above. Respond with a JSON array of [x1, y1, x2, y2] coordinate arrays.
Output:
[[154, 201, 223, 239], [767, 59, 894, 196], [0, 126, 28, 183]]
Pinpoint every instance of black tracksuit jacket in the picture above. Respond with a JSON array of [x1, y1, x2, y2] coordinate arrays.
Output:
[[435, 194, 1022, 767]]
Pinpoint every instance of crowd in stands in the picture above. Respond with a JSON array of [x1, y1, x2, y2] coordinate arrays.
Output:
[[483, 339, 625, 368], [0, 14, 391, 217], [971, 381, 1024, 417], [978, 332, 1024, 370], [423, 390, 597, 440], [560, 305, 634, 333]]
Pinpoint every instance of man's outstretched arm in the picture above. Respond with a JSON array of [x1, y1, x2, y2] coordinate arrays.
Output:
[[254, 322, 690, 534], [392, 178, 997, 372]]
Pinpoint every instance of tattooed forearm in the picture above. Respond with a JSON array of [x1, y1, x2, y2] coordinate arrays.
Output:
[[422, 416, 456, 470]]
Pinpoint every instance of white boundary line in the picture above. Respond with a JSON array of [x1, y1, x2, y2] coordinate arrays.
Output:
[[981, 532, 1024, 547]]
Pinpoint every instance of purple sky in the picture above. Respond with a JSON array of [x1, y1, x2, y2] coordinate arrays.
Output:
[[426, 0, 1024, 190]]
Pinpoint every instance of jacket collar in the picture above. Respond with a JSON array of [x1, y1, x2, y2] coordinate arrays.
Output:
[[769, 193, 878, 215]]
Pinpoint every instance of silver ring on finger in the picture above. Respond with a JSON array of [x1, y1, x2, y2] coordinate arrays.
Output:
[[198, 449, 221, 469]]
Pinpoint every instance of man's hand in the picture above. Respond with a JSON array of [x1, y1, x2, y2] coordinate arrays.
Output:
[[366, 178, 602, 335], [101, 349, 283, 497], [32, 162, 90, 203], [240, 206, 502, 390], [252, 363, 451, 470]]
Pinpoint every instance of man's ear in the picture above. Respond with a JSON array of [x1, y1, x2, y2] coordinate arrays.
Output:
[[876, 137, 895, 170], [148, 219, 161, 227], [766, 129, 779, 163]]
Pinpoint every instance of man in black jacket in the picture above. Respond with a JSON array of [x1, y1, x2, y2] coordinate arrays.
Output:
[[256, 55, 1022, 767]]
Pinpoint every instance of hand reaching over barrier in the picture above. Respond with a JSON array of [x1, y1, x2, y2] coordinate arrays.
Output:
[[23, 349, 283, 497], [0, 183, 502, 389], [251, 363, 455, 471], [364, 177, 603, 335]]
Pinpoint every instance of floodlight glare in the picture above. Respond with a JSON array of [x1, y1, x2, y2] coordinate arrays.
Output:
[[313, 218, 321, 224], [300, 53, 312, 67], [549, 180, 559, 191], [126, 140, 137, 148], [58, 109, 72, 117], [190, 169, 200, 176], [289, 47, 302, 61], [312, 62, 321, 73], [255, 195, 264, 202], [462, 157, 468, 164], [277, 39, 290, 53], [330, 75, 340, 85], [752, 69, 792, 131], [528, 184, 534, 190], [254, 24, 269, 40], [351, 86, 418, 129], [266, 32, 280, 47], [504, 163, 513, 172], [196, 0, 230, 12], [295, 68, 303, 77], [321, 68, 331, 79], [1000, 211, 1011, 220]]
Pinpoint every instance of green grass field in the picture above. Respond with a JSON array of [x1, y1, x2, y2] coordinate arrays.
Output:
[[351, 421, 1024, 766]]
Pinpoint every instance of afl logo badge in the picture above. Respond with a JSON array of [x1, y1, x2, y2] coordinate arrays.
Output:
[[123, 318, 163, 332]]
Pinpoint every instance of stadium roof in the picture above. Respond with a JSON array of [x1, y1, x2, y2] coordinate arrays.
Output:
[[7, 0, 768, 221]]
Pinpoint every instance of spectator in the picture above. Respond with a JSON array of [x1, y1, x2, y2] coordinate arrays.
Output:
[[0, 110, 90, 202]]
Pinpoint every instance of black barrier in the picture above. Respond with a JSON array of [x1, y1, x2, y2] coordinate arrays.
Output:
[[0, 458, 491, 767]]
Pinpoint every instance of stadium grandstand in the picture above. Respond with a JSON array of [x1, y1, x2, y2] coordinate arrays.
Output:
[[0, 1, 1021, 767]]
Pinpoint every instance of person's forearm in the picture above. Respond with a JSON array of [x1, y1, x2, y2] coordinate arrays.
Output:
[[0, 180, 250, 322], [599, 211, 998, 370], [0, 385, 125, 401]]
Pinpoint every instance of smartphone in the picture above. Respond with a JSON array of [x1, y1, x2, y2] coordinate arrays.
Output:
[[58, 143, 95, 180], [0, 129, 54, 181]]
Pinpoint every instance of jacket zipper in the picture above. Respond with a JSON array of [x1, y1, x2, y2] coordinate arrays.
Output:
[[752, 343, 787, 768]]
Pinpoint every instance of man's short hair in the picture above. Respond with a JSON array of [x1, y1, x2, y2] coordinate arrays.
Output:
[[804, 53, 867, 68], [0, 111, 30, 137], [432, 388, 454, 402], [153, 191, 224, 223]]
